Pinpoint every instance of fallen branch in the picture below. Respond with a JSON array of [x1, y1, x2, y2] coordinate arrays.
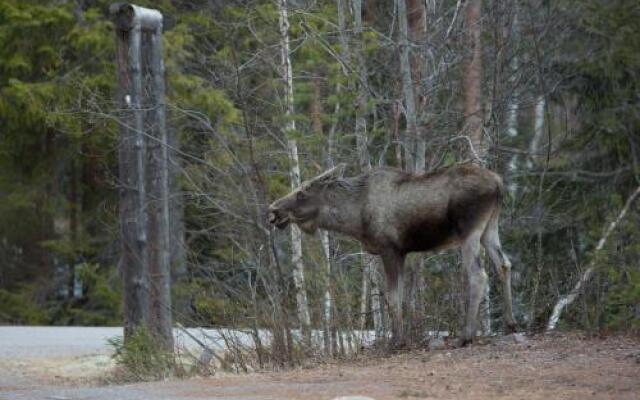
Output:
[[175, 323, 228, 369], [547, 185, 640, 331]]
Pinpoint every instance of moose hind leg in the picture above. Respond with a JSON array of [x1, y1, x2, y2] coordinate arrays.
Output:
[[381, 252, 405, 347], [481, 214, 517, 333], [461, 234, 487, 346]]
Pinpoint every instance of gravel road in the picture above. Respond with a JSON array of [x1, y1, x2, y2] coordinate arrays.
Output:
[[1, 327, 638, 400]]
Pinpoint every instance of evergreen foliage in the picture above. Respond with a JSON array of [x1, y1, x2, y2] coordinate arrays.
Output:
[[0, 0, 637, 342]]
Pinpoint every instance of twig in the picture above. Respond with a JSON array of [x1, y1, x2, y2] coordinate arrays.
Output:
[[445, 0, 466, 39], [449, 135, 483, 165]]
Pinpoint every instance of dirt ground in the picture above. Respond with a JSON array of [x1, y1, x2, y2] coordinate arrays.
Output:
[[1, 333, 639, 400]]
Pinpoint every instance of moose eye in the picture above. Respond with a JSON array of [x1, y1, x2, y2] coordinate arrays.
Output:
[[296, 191, 307, 201]]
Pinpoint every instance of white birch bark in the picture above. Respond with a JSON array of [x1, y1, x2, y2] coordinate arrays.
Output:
[[278, 0, 311, 339], [358, 258, 370, 332], [320, 230, 333, 354], [348, 0, 383, 338], [506, 12, 519, 138], [527, 95, 546, 168], [506, 100, 519, 138], [506, 80, 519, 139], [547, 185, 640, 331], [369, 256, 385, 339], [506, 10, 520, 196], [506, 61, 520, 195], [287, 140, 311, 338], [482, 275, 492, 335]]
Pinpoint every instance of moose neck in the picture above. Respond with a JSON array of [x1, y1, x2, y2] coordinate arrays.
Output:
[[316, 181, 365, 240]]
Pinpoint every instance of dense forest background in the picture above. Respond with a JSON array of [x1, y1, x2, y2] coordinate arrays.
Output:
[[1, 0, 638, 358]]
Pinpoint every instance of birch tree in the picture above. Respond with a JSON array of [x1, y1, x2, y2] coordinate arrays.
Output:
[[351, 0, 384, 340], [278, 0, 311, 342], [311, 67, 336, 354], [527, 96, 546, 168]]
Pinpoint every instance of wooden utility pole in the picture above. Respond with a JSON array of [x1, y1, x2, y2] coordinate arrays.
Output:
[[111, 2, 173, 351]]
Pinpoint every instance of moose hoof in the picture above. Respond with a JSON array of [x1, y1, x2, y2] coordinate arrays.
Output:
[[386, 337, 407, 352], [454, 337, 474, 348]]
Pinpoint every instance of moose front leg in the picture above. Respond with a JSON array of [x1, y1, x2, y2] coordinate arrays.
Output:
[[381, 251, 405, 348]]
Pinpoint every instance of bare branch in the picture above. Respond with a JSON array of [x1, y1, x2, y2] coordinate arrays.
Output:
[[547, 185, 640, 331]]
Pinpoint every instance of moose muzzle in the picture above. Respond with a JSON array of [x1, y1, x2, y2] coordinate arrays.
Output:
[[268, 208, 290, 229]]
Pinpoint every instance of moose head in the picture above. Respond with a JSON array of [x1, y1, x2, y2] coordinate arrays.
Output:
[[268, 163, 346, 234]]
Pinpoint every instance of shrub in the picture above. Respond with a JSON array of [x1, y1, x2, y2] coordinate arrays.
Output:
[[108, 327, 174, 381]]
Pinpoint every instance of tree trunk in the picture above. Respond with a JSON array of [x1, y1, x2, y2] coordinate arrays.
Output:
[[352, 0, 383, 339], [527, 95, 546, 168], [463, 0, 484, 161], [505, 8, 520, 195], [320, 230, 334, 355], [352, 0, 371, 171], [407, 0, 428, 172], [68, 158, 81, 299], [288, 140, 312, 341], [278, 0, 312, 343], [482, 275, 492, 335], [506, 10, 520, 140], [312, 68, 337, 354], [397, 0, 418, 172]]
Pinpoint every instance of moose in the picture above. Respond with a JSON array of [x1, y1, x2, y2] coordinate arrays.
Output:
[[268, 163, 516, 346]]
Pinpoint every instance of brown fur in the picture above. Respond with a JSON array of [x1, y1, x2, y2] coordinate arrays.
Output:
[[269, 163, 516, 346]]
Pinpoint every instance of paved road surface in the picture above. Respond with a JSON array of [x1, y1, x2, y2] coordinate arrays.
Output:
[[0, 326, 120, 359], [0, 326, 264, 400], [0, 326, 366, 400]]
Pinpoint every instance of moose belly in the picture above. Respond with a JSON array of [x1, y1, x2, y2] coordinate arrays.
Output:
[[399, 217, 458, 253]]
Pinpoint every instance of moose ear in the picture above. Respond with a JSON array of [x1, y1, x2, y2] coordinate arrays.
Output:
[[316, 163, 346, 183], [333, 163, 346, 178]]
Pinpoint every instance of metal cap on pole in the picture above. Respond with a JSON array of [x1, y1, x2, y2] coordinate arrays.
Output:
[[110, 3, 163, 32]]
